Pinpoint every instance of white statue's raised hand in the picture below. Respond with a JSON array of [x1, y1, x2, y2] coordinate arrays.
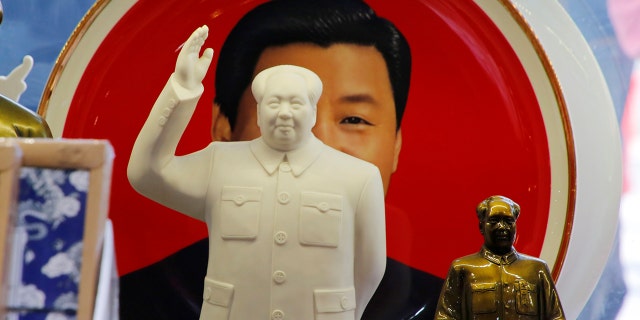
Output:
[[175, 25, 214, 90], [0, 55, 33, 102]]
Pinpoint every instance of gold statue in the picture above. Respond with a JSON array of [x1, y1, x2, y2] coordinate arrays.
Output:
[[434, 195, 565, 319], [0, 3, 52, 139], [0, 94, 52, 138]]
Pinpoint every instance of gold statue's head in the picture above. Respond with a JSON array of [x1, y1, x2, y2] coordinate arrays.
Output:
[[476, 195, 520, 254]]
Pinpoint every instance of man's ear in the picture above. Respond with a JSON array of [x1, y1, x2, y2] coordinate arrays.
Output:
[[392, 129, 403, 173], [211, 103, 231, 142], [256, 103, 261, 127]]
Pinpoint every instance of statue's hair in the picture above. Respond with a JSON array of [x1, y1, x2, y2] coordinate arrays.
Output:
[[251, 65, 322, 108], [476, 195, 521, 221]]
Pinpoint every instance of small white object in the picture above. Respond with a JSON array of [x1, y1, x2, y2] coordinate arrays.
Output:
[[0, 55, 34, 102]]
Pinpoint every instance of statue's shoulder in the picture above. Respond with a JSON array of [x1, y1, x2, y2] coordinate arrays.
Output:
[[0, 95, 52, 137], [516, 252, 549, 267], [450, 251, 485, 267]]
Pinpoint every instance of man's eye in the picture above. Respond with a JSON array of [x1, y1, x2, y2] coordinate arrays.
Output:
[[340, 116, 372, 125]]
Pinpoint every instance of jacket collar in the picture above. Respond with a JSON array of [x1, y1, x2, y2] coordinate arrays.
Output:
[[249, 135, 323, 176], [481, 246, 518, 265]]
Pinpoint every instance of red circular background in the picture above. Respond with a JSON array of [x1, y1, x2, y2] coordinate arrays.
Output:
[[61, 0, 550, 277]]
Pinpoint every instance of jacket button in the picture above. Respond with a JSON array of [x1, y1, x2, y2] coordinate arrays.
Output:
[[273, 270, 286, 284], [274, 231, 288, 245], [318, 202, 330, 212], [203, 287, 211, 301], [271, 309, 284, 320], [233, 195, 246, 205], [278, 192, 290, 204], [280, 162, 291, 172], [341, 296, 350, 310]]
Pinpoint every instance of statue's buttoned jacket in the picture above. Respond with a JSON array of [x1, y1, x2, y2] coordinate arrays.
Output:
[[435, 247, 565, 320], [128, 76, 387, 320]]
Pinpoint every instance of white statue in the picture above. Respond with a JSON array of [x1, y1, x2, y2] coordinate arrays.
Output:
[[127, 25, 386, 320], [0, 55, 33, 102]]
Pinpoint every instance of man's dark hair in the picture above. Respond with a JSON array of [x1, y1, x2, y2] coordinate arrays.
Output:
[[214, 0, 411, 131]]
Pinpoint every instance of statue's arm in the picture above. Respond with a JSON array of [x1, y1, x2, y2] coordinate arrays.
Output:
[[127, 26, 214, 221], [435, 264, 463, 319], [353, 167, 386, 319], [0, 55, 33, 101], [539, 265, 566, 320]]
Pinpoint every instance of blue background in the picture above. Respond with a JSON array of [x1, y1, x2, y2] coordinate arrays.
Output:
[[0, 0, 94, 111]]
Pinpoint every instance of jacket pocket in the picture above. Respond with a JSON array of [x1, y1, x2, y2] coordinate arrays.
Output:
[[201, 278, 234, 320], [314, 287, 355, 320], [220, 186, 261, 239], [299, 192, 343, 247], [515, 279, 538, 316], [470, 282, 497, 314]]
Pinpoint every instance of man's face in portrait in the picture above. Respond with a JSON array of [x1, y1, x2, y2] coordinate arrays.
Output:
[[257, 72, 316, 151], [481, 200, 517, 254], [225, 43, 402, 193]]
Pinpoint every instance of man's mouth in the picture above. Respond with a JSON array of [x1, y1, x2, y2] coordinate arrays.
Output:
[[495, 233, 511, 240], [275, 122, 294, 129], [276, 126, 293, 136]]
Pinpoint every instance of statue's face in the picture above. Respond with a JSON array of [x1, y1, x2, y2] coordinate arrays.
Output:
[[481, 200, 517, 254], [257, 72, 316, 151], [235, 43, 400, 192]]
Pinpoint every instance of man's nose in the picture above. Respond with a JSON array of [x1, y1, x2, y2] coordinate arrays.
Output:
[[278, 104, 293, 119]]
